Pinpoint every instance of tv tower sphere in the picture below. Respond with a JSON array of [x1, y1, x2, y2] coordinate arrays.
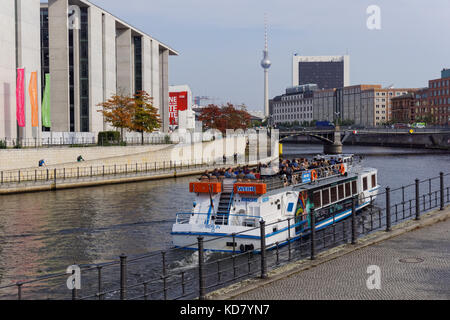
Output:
[[261, 52, 271, 69]]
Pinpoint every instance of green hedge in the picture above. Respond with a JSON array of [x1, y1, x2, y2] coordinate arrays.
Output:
[[98, 131, 121, 146]]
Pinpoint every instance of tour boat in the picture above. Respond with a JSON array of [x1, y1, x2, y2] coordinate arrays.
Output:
[[171, 154, 379, 252]]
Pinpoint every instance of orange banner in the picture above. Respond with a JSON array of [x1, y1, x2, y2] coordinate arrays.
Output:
[[29, 71, 39, 127]]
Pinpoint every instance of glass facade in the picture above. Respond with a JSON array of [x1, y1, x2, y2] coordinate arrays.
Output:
[[40, 8, 50, 131], [298, 61, 344, 90], [134, 36, 142, 93], [79, 7, 89, 132]]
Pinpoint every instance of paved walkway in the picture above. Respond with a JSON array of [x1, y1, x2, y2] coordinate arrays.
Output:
[[230, 214, 450, 300]]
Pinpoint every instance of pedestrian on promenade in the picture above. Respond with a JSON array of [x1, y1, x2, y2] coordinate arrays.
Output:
[[77, 155, 85, 162], [38, 159, 46, 167]]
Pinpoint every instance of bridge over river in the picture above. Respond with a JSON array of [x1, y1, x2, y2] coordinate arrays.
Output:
[[280, 127, 450, 154]]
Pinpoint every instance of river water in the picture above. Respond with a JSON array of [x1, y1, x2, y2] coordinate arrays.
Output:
[[0, 144, 449, 296]]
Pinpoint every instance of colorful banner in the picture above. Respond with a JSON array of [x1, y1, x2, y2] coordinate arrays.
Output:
[[16, 68, 25, 127], [42, 73, 51, 128], [29, 71, 39, 127], [169, 91, 188, 126]]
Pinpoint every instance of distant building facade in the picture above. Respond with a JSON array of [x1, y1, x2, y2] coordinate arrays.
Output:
[[269, 84, 317, 126], [292, 55, 350, 89], [391, 93, 416, 123], [313, 85, 416, 126]]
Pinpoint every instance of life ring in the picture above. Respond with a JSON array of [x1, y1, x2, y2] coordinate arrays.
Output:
[[311, 170, 318, 181], [339, 163, 346, 175]]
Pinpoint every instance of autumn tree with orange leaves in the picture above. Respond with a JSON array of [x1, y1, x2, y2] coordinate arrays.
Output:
[[130, 91, 161, 144], [198, 103, 252, 133], [97, 94, 134, 141], [97, 91, 161, 143]]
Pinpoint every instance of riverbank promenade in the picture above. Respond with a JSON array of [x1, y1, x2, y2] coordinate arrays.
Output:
[[211, 206, 450, 300]]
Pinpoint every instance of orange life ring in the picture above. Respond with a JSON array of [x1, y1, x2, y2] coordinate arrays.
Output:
[[339, 163, 345, 174], [311, 170, 318, 181]]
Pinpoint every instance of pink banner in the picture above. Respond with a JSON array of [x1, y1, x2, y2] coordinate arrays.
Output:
[[16, 68, 25, 127]]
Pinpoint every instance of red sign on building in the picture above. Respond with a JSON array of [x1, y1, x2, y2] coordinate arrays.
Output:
[[169, 91, 188, 126]]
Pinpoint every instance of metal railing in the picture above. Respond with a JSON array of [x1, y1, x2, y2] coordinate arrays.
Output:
[[0, 136, 171, 148], [0, 172, 448, 300], [0, 156, 276, 190]]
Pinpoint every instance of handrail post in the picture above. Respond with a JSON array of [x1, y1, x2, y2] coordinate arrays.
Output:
[[120, 254, 127, 300], [17, 283, 22, 300], [260, 220, 267, 278], [351, 196, 357, 243], [197, 237, 206, 300], [415, 178, 420, 220], [310, 210, 315, 260], [385, 187, 391, 231], [440, 172, 444, 211], [161, 251, 167, 300]]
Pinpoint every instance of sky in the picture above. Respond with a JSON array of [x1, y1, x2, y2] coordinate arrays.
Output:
[[89, 0, 450, 112]]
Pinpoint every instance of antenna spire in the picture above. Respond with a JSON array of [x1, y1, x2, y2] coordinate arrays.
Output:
[[264, 13, 268, 51]]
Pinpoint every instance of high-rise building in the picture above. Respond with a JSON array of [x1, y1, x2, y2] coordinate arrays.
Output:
[[292, 55, 350, 89]]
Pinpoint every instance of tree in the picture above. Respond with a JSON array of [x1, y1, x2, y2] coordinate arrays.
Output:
[[130, 91, 161, 144], [198, 103, 252, 133], [97, 94, 134, 141]]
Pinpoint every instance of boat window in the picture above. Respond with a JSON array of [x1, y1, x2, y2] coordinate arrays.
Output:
[[313, 191, 321, 208], [363, 177, 368, 191], [322, 189, 330, 206], [372, 174, 377, 188], [345, 182, 351, 197], [330, 186, 337, 203], [352, 181, 358, 195], [338, 184, 344, 199]]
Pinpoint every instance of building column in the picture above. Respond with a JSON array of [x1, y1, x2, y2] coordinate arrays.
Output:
[[159, 47, 169, 132], [116, 28, 132, 95], [48, 0, 70, 132]]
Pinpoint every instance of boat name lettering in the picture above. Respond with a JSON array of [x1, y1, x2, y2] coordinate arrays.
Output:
[[237, 186, 256, 192]]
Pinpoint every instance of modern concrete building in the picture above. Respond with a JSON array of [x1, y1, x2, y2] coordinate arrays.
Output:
[[270, 84, 316, 126], [292, 55, 350, 89], [41, 0, 178, 134], [0, 0, 42, 141], [0, 0, 178, 143]]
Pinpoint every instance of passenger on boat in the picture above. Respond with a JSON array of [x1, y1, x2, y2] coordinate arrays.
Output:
[[224, 168, 235, 178], [245, 169, 256, 180], [199, 170, 210, 180]]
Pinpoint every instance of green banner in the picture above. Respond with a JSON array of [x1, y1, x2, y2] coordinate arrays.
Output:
[[42, 73, 51, 128]]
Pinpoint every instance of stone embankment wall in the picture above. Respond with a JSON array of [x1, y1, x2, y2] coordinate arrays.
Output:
[[0, 136, 247, 171]]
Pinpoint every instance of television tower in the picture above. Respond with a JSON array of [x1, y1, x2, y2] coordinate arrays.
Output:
[[260, 15, 271, 119]]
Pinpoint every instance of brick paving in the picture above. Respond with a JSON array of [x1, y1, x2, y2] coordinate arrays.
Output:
[[232, 217, 450, 300]]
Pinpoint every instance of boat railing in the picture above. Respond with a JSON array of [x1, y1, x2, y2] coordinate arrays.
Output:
[[175, 212, 262, 227], [262, 162, 350, 191]]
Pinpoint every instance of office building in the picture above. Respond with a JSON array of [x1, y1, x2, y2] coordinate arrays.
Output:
[[42, 0, 178, 133], [269, 84, 317, 126], [313, 85, 416, 126], [292, 55, 350, 89], [1, 0, 41, 141], [0, 0, 178, 142]]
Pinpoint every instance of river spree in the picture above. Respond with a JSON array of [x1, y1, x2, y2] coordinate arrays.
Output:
[[0, 144, 449, 288]]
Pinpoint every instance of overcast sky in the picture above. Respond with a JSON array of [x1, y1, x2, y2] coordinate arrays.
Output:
[[89, 0, 450, 112]]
